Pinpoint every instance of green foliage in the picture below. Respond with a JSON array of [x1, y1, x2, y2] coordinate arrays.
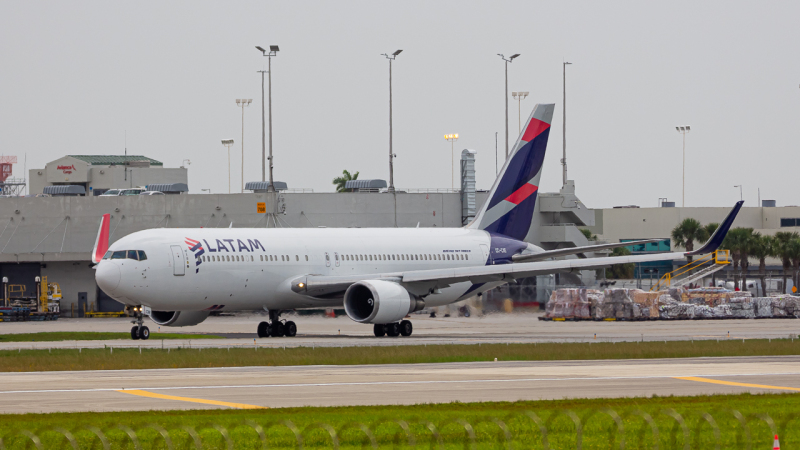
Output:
[[671, 218, 706, 254], [332, 170, 359, 192], [579, 228, 597, 241], [607, 247, 634, 279], [6, 337, 798, 372]]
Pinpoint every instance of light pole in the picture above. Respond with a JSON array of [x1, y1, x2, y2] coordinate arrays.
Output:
[[511, 92, 529, 133], [221, 139, 234, 194], [734, 185, 743, 201], [562, 61, 572, 187], [382, 49, 402, 193], [675, 125, 691, 206], [497, 53, 519, 160], [256, 45, 279, 190], [236, 99, 252, 192], [444, 134, 459, 189]]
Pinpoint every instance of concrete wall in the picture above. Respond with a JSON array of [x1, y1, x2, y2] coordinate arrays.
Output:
[[30, 165, 188, 195]]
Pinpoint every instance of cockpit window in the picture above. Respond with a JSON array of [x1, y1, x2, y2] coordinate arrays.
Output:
[[111, 251, 126, 259], [106, 250, 147, 261], [103, 251, 113, 260], [127, 250, 138, 260], [137, 250, 147, 261]]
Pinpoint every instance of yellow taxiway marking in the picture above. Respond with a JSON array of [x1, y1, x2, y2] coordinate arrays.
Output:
[[117, 389, 267, 409], [675, 376, 800, 392]]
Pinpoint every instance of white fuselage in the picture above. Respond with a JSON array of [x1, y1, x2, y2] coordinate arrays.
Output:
[[95, 227, 531, 313]]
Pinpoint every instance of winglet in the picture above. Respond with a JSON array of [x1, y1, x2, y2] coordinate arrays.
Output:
[[688, 201, 743, 255], [91, 213, 111, 264]]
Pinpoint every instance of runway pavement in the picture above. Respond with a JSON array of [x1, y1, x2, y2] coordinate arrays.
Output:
[[1, 313, 798, 351], [1, 356, 799, 413]]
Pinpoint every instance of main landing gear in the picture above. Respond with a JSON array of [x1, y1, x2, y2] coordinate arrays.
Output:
[[373, 320, 413, 337], [130, 306, 150, 340], [257, 310, 297, 338]]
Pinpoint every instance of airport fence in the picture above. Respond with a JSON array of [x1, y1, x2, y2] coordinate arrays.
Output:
[[0, 408, 791, 449]]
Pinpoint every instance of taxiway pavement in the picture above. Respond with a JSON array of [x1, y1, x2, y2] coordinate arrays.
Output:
[[1, 356, 799, 413]]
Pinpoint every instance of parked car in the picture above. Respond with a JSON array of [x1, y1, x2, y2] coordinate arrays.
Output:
[[99, 189, 123, 196], [139, 191, 165, 195], [100, 187, 147, 196]]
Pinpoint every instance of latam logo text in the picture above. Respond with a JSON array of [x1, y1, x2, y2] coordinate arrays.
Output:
[[199, 238, 266, 253], [57, 164, 76, 174]]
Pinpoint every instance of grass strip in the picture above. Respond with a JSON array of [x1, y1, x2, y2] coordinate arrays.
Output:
[[0, 331, 222, 343], [0, 393, 797, 449], [0, 338, 797, 372]]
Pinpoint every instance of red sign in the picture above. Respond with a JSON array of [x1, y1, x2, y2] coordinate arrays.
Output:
[[57, 164, 76, 174]]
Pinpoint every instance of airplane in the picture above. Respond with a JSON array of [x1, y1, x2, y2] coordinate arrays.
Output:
[[93, 103, 743, 340]]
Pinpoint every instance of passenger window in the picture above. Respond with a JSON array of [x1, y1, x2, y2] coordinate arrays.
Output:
[[226, 255, 230, 261], [369, 255, 373, 261], [296, 255, 300, 261], [466, 254, 469, 260], [260, 255, 263, 261], [112, 251, 126, 259], [251, 256, 254, 261], [305, 255, 308, 261]]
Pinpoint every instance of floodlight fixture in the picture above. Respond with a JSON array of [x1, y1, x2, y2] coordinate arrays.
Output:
[[255, 46, 266, 52], [510, 54, 520, 60], [270, 45, 279, 52], [221, 139, 234, 145], [392, 49, 403, 56]]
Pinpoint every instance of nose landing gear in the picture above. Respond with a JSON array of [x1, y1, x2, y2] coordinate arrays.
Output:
[[257, 310, 297, 338], [129, 306, 150, 340]]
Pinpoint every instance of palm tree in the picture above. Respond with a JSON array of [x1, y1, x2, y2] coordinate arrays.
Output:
[[788, 238, 800, 291], [332, 170, 359, 193], [749, 233, 774, 296], [671, 218, 706, 262], [607, 247, 634, 279], [774, 231, 799, 292], [703, 223, 719, 240], [723, 228, 754, 290]]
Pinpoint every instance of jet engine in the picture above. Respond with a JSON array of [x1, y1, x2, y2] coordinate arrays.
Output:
[[149, 310, 210, 327], [344, 280, 425, 324]]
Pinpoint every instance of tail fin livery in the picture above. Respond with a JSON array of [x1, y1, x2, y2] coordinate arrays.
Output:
[[469, 103, 555, 241], [92, 213, 111, 264]]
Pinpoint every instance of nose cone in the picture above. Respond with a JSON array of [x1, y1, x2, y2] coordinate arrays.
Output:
[[96, 262, 121, 293]]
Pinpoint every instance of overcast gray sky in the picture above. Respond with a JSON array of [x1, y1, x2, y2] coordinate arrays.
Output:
[[1, 1, 798, 208]]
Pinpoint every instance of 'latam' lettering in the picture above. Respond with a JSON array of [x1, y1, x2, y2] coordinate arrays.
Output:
[[202, 238, 266, 253]]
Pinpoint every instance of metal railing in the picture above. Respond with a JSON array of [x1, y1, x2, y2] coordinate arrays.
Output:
[[0, 409, 789, 449], [651, 250, 731, 292]]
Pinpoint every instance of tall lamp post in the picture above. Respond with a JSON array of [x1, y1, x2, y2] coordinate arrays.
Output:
[[675, 125, 691, 206], [734, 185, 743, 201], [444, 134, 459, 189], [497, 53, 520, 160], [236, 99, 252, 192], [562, 61, 572, 187], [382, 49, 402, 193], [511, 92, 528, 133], [221, 139, 234, 194], [256, 45, 279, 190]]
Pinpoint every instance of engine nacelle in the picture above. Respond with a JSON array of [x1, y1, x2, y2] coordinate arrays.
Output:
[[344, 280, 424, 324], [149, 310, 210, 327]]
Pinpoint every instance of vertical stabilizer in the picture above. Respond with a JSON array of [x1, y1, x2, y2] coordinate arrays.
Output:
[[468, 103, 555, 241], [92, 213, 111, 264]]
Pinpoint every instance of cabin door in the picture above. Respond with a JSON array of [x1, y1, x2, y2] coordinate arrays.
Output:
[[171, 245, 185, 276]]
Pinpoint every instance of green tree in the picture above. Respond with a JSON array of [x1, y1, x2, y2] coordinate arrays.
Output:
[[671, 218, 706, 261], [748, 233, 774, 296], [723, 228, 755, 290], [607, 247, 634, 279], [579, 228, 597, 241], [774, 231, 799, 292], [788, 238, 800, 291], [332, 170, 359, 193]]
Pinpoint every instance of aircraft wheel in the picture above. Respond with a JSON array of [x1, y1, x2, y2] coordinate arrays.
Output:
[[271, 321, 285, 337], [131, 326, 140, 340], [284, 321, 297, 337], [399, 320, 413, 337], [373, 324, 386, 337], [257, 321, 270, 338], [140, 326, 150, 340], [386, 322, 400, 337]]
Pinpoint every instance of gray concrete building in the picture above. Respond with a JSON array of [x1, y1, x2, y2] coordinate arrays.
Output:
[[29, 155, 188, 196]]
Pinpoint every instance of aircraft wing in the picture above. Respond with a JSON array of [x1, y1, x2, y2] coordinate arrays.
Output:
[[292, 201, 743, 299], [510, 238, 663, 262]]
